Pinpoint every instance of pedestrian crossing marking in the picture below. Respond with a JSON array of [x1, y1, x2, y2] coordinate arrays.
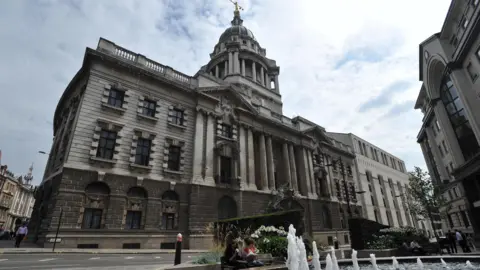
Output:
[[125, 256, 134, 259], [155, 256, 162, 259], [0, 259, 8, 262], [89, 257, 100, 260]]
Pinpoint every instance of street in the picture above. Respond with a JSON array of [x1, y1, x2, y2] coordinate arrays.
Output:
[[0, 253, 200, 270]]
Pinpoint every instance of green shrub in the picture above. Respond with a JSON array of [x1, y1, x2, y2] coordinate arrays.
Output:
[[191, 252, 221, 265], [257, 236, 288, 257], [366, 227, 430, 250]]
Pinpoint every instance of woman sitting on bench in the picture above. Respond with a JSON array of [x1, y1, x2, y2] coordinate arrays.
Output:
[[223, 234, 247, 269]]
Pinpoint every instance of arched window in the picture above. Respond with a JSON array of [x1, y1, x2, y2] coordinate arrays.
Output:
[[218, 196, 237, 220], [322, 206, 332, 229], [125, 187, 148, 230], [161, 190, 179, 230], [441, 74, 480, 160], [82, 182, 110, 229]]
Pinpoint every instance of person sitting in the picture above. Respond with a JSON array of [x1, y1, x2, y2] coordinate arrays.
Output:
[[223, 234, 247, 269], [410, 240, 426, 255], [242, 237, 264, 267]]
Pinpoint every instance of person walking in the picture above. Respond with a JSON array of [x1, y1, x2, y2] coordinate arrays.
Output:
[[455, 230, 465, 252], [15, 223, 28, 248], [447, 230, 457, 253]]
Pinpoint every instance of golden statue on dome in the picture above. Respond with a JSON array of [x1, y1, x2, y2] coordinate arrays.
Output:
[[229, 0, 244, 12]]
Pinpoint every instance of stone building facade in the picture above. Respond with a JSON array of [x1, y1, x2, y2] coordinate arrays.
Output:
[[29, 10, 362, 249], [415, 0, 480, 239], [327, 133, 439, 238]]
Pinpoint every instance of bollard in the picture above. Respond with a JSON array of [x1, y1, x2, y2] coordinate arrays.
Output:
[[174, 233, 182, 266]]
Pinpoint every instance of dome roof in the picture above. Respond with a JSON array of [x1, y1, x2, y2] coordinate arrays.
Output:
[[218, 10, 256, 43], [219, 25, 256, 43]]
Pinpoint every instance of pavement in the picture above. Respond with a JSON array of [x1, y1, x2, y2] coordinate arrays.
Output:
[[0, 253, 197, 270]]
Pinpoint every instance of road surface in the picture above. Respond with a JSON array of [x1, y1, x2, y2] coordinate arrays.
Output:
[[0, 253, 201, 269]]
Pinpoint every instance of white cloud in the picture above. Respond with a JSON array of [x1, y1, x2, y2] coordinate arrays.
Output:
[[0, 0, 451, 183]]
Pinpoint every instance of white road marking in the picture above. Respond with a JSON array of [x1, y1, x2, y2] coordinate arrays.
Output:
[[38, 258, 56, 262], [89, 257, 100, 260], [125, 256, 134, 260], [0, 259, 8, 262], [155, 256, 162, 259]]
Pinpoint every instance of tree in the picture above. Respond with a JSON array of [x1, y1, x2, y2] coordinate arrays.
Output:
[[406, 167, 448, 241]]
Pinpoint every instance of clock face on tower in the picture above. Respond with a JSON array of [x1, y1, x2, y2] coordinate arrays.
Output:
[[424, 51, 429, 60]]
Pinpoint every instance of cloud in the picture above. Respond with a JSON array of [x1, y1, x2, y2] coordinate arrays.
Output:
[[382, 101, 416, 119], [358, 80, 412, 113], [0, 0, 452, 183]]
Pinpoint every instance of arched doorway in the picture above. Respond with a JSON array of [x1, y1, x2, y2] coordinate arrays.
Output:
[[218, 196, 237, 220]]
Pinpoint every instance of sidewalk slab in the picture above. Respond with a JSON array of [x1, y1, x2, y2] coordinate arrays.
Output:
[[0, 248, 209, 254]]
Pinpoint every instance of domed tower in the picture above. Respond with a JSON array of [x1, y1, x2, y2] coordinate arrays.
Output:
[[203, 5, 282, 114]]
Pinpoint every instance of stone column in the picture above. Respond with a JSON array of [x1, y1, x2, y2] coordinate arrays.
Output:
[[302, 147, 312, 195], [224, 61, 228, 76], [215, 65, 219, 78], [239, 126, 248, 188], [274, 75, 279, 91], [192, 110, 205, 182], [307, 150, 317, 198], [259, 133, 269, 190], [228, 52, 233, 74], [288, 144, 298, 191], [247, 128, 257, 190], [266, 136, 275, 190], [282, 142, 292, 187], [241, 59, 246, 76], [433, 103, 465, 165], [204, 114, 216, 185], [265, 74, 270, 89], [252, 62, 257, 82], [260, 67, 265, 86], [425, 127, 449, 180], [234, 51, 240, 73]]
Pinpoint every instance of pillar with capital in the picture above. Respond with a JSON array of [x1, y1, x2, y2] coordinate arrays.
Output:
[[307, 150, 317, 198], [252, 62, 257, 82], [192, 109, 205, 182], [239, 126, 248, 188], [204, 114, 216, 185], [247, 128, 257, 190], [228, 52, 233, 74]]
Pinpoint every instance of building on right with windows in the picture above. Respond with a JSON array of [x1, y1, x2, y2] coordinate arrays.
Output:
[[327, 132, 437, 237], [415, 0, 480, 240]]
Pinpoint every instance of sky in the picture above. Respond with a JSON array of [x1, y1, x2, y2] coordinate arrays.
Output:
[[0, 0, 451, 185]]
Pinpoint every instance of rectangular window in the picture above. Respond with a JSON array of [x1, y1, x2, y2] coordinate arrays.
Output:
[[96, 130, 117, 159], [82, 208, 102, 229], [467, 62, 478, 81], [167, 146, 181, 171], [335, 181, 342, 199], [344, 234, 349, 244], [358, 141, 364, 155], [220, 123, 233, 138], [220, 156, 232, 183], [461, 211, 470, 227], [346, 165, 352, 176], [327, 236, 333, 246], [438, 145, 444, 157], [442, 140, 449, 153], [163, 213, 175, 230], [453, 187, 459, 197], [462, 17, 469, 29], [141, 99, 156, 117], [448, 214, 454, 228], [371, 195, 375, 205], [171, 108, 184, 126], [125, 211, 142, 229], [135, 138, 151, 166], [107, 89, 125, 108]]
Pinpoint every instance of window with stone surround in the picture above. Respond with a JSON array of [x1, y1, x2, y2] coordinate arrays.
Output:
[[125, 211, 141, 229], [216, 118, 237, 140], [220, 156, 232, 183], [163, 138, 185, 173], [130, 129, 157, 169], [90, 119, 124, 163], [335, 180, 341, 199], [96, 130, 117, 160], [137, 97, 160, 119], [101, 83, 130, 113], [79, 181, 110, 229], [82, 208, 102, 229], [167, 105, 188, 128], [161, 190, 179, 230], [322, 206, 332, 229], [346, 165, 352, 176], [124, 186, 147, 230]]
